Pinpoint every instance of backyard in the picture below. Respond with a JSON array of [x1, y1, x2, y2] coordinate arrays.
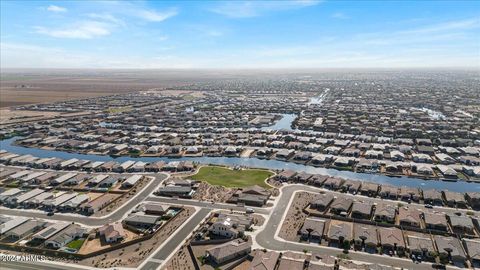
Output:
[[66, 239, 85, 250], [189, 166, 274, 189]]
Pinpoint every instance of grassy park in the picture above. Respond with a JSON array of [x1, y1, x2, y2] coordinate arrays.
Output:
[[189, 166, 274, 189]]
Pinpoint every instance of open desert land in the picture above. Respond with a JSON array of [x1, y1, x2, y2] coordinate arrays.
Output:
[[0, 70, 192, 108]]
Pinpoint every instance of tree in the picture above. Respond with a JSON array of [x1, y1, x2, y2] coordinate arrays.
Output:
[[342, 240, 351, 252]]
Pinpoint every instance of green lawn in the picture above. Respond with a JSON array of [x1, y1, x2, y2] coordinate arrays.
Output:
[[66, 239, 85, 250], [189, 166, 273, 189]]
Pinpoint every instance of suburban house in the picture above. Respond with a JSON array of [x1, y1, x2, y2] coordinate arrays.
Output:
[[81, 193, 117, 215], [138, 203, 167, 216], [31, 222, 70, 242], [311, 193, 334, 211], [0, 188, 23, 203], [156, 185, 194, 198], [351, 201, 373, 220], [423, 189, 444, 206], [249, 250, 280, 270], [359, 182, 379, 197], [379, 185, 399, 200], [353, 223, 378, 251], [209, 214, 253, 239], [463, 239, 480, 264], [327, 220, 353, 246], [205, 238, 252, 264], [236, 185, 270, 207], [406, 233, 436, 260], [378, 227, 405, 255], [374, 203, 396, 224], [323, 177, 344, 190], [443, 191, 468, 208], [277, 251, 307, 270], [124, 213, 161, 230], [448, 215, 475, 235], [5, 188, 44, 207], [434, 235, 466, 264], [329, 197, 353, 216], [24, 192, 54, 208], [466, 192, 480, 210], [45, 224, 85, 249], [424, 212, 448, 232], [398, 207, 422, 228], [59, 194, 89, 212], [4, 219, 46, 241], [42, 193, 78, 211], [299, 218, 326, 241], [275, 170, 296, 181], [399, 187, 421, 202], [122, 175, 143, 188], [98, 222, 126, 243]]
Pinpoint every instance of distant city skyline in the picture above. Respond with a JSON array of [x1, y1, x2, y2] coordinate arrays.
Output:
[[1, 0, 479, 69]]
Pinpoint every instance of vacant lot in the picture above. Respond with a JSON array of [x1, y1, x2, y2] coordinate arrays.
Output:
[[189, 166, 273, 189]]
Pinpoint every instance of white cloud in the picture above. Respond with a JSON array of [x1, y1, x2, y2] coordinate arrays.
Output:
[[331, 12, 348, 19], [46, 5, 67, 12], [87, 13, 125, 26], [135, 8, 178, 22], [210, 0, 321, 18], [34, 21, 112, 39]]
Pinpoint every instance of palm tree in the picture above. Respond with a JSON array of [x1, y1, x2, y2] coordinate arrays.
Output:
[[359, 235, 367, 250]]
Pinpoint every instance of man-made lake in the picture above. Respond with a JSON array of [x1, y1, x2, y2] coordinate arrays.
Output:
[[1, 137, 478, 192], [261, 114, 297, 131]]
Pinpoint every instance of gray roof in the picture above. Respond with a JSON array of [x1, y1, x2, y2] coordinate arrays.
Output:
[[449, 215, 474, 228], [434, 235, 466, 258], [124, 213, 160, 225], [464, 239, 480, 260], [6, 219, 45, 237]]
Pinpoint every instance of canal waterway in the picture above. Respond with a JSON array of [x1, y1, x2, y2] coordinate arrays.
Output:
[[1, 137, 478, 192]]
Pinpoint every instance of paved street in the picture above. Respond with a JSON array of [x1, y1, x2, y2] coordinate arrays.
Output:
[[256, 185, 443, 270], [1, 181, 472, 270], [0, 174, 168, 226], [146, 195, 270, 214], [141, 208, 212, 270], [1, 261, 87, 270]]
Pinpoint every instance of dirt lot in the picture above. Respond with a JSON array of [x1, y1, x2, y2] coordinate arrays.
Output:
[[192, 182, 235, 203], [77, 206, 195, 268], [0, 109, 91, 125], [162, 244, 196, 270], [278, 191, 319, 241], [86, 192, 104, 202], [79, 228, 139, 254]]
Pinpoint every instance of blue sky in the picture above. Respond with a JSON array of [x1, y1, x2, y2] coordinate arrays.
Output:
[[1, 0, 479, 68]]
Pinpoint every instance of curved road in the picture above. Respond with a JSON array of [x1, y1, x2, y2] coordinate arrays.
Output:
[[256, 185, 442, 270], [3, 182, 466, 270], [0, 174, 168, 226]]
